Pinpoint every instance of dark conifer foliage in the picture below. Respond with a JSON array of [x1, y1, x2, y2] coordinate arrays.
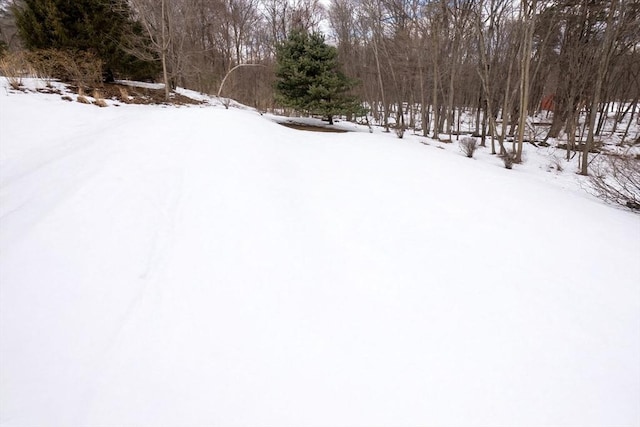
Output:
[[12, 0, 158, 81], [275, 31, 361, 124]]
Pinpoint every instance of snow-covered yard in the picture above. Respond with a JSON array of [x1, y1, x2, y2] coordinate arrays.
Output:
[[1, 79, 639, 426]]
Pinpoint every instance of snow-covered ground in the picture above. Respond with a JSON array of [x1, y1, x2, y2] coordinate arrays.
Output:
[[1, 78, 639, 427]]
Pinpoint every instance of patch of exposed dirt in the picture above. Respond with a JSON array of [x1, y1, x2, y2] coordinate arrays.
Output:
[[36, 87, 63, 95], [67, 83, 204, 106], [279, 122, 349, 133]]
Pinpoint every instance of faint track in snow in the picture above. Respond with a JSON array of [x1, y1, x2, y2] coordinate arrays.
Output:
[[0, 114, 139, 252], [83, 141, 191, 412], [0, 143, 116, 253]]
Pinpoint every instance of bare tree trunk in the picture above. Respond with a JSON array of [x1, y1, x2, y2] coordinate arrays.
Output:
[[499, 45, 516, 155], [432, 54, 440, 139], [474, 0, 498, 154], [565, 109, 578, 161], [482, 103, 491, 152], [620, 100, 637, 145], [581, 0, 620, 175], [595, 100, 609, 136], [419, 53, 429, 137], [161, 0, 170, 100], [515, 0, 536, 163], [475, 95, 482, 140], [446, 43, 457, 141], [372, 37, 389, 132]]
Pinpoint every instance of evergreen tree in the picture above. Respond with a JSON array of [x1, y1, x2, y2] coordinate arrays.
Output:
[[275, 31, 361, 124], [12, 0, 157, 81]]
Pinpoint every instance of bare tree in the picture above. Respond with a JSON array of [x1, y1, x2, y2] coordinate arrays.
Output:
[[515, 0, 537, 163], [580, 0, 624, 175], [129, 0, 173, 99]]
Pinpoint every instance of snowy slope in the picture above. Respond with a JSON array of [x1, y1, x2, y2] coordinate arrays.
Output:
[[1, 79, 639, 427]]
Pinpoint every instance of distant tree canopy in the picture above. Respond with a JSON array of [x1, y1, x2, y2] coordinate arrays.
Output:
[[275, 31, 361, 124], [11, 0, 158, 81]]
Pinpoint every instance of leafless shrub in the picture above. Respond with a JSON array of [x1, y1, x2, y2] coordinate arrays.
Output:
[[587, 153, 640, 210], [459, 137, 478, 158], [499, 150, 516, 169], [0, 51, 33, 89], [547, 156, 564, 172], [26, 49, 103, 90]]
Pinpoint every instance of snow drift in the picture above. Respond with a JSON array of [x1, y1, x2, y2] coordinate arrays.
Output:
[[1, 79, 639, 426]]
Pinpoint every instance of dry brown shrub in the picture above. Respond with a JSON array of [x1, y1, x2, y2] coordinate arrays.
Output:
[[0, 51, 34, 89], [93, 90, 108, 107], [118, 86, 130, 100], [26, 49, 103, 90], [76, 87, 90, 104]]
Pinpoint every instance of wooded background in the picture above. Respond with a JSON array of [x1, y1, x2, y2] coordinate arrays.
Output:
[[2, 0, 639, 169]]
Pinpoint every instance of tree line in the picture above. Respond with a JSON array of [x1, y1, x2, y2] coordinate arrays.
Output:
[[329, 0, 639, 171], [2, 0, 640, 173]]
